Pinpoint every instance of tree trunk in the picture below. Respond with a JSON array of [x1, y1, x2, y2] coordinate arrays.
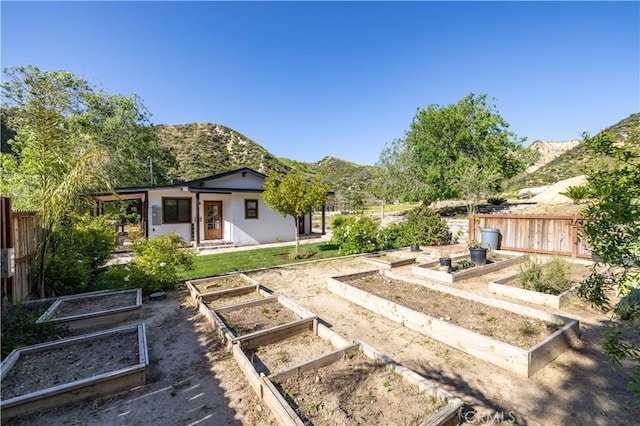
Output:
[[294, 217, 300, 253], [37, 228, 49, 299]]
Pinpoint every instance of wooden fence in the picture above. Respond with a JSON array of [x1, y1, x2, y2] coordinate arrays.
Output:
[[1, 197, 40, 302], [468, 214, 591, 259]]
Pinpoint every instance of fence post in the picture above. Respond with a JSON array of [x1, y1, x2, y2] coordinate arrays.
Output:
[[468, 214, 476, 242], [1, 197, 14, 301], [570, 214, 579, 258]]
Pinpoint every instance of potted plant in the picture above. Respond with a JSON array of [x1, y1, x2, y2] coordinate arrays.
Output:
[[438, 249, 452, 272], [468, 239, 488, 266]]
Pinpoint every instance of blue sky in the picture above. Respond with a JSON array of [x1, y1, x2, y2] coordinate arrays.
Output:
[[2, 1, 639, 166]]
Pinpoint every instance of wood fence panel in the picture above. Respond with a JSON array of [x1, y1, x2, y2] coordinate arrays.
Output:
[[469, 214, 590, 259], [1, 197, 40, 302], [12, 212, 40, 301]]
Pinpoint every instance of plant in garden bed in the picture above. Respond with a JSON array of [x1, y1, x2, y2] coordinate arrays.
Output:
[[517, 256, 571, 295], [451, 260, 476, 273], [1, 301, 70, 360]]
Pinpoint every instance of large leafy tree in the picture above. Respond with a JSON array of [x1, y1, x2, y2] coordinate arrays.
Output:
[[376, 93, 526, 208], [262, 172, 330, 252], [577, 130, 640, 402], [0, 65, 170, 297]]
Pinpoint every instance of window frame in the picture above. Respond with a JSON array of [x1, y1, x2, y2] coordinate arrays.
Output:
[[162, 197, 192, 224], [245, 199, 259, 219]]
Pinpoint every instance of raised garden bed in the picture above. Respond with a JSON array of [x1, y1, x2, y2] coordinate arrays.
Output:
[[269, 347, 452, 425], [35, 289, 142, 332], [362, 252, 416, 269], [188, 278, 462, 425], [489, 258, 607, 308], [217, 297, 301, 337], [0, 323, 148, 421], [186, 273, 260, 302], [232, 322, 462, 426], [328, 270, 579, 377], [245, 328, 343, 376], [412, 250, 525, 283]]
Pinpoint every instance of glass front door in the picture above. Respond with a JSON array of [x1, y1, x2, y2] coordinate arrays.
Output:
[[204, 201, 222, 240]]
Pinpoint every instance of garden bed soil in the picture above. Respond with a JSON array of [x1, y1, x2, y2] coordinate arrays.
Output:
[[205, 289, 265, 309], [1, 329, 140, 401], [245, 330, 339, 376], [34, 289, 142, 333], [217, 300, 301, 337], [47, 290, 139, 318], [189, 273, 255, 294], [273, 350, 447, 425], [344, 272, 559, 349]]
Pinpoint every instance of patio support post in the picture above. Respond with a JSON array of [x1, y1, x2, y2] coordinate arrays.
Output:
[[195, 192, 201, 246], [322, 204, 326, 235]]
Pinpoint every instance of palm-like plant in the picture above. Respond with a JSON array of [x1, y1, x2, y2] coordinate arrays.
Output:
[[559, 185, 589, 204]]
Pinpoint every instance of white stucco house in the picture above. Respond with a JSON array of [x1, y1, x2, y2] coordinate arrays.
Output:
[[95, 168, 329, 247]]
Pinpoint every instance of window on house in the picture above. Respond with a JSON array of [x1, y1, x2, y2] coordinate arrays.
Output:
[[245, 199, 258, 219], [163, 198, 191, 223]]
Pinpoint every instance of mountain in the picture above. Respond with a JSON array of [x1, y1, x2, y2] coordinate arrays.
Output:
[[524, 139, 581, 174], [303, 156, 378, 200], [504, 113, 640, 193], [156, 123, 292, 180], [156, 122, 377, 198]]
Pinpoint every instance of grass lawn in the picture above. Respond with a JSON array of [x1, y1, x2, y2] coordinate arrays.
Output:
[[179, 241, 342, 280], [366, 203, 420, 214]]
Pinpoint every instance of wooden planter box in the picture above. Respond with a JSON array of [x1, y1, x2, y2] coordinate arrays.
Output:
[[189, 278, 462, 426], [412, 250, 525, 283], [0, 323, 148, 421], [36, 289, 142, 332], [328, 270, 579, 378], [488, 259, 609, 309], [186, 273, 260, 302], [231, 318, 462, 426], [362, 253, 416, 269]]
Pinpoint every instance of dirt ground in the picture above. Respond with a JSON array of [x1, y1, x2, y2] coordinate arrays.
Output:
[[7, 251, 640, 426]]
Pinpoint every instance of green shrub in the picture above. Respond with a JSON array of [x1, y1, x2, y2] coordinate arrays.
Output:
[[487, 197, 507, 205], [330, 215, 377, 255], [288, 248, 312, 260], [615, 289, 640, 320], [401, 205, 449, 246], [375, 206, 448, 251], [41, 214, 118, 296], [376, 221, 408, 250], [619, 272, 640, 297], [97, 233, 195, 293], [518, 257, 570, 295], [1, 301, 70, 360]]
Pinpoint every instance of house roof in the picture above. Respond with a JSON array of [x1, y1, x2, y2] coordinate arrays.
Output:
[[179, 167, 267, 188], [93, 167, 267, 201]]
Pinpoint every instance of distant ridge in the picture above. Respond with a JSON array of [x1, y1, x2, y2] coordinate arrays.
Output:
[[504, 112, 639, 193]]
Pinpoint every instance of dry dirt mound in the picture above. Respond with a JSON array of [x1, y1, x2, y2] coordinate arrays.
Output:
[[529, 175, 587, 205]]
